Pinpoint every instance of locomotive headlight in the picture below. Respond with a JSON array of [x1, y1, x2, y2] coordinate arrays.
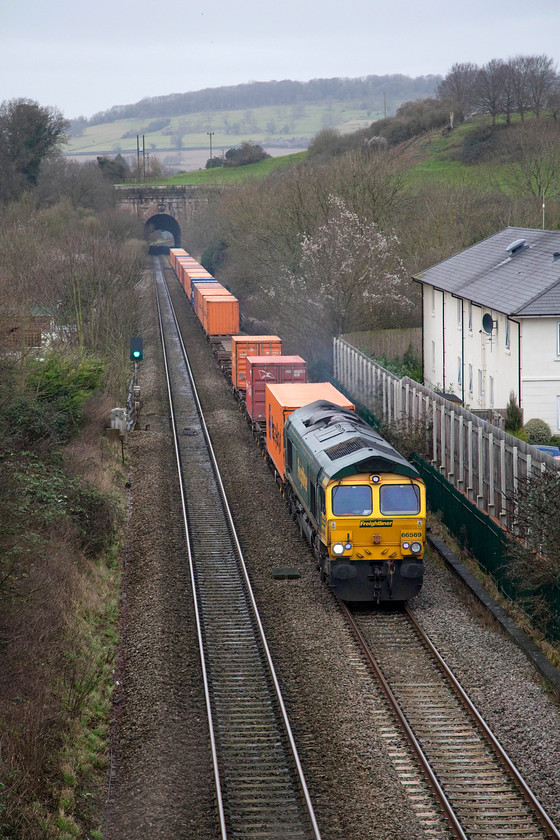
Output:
[[411, 541, 422, 554], [402, 541, 410, 550], [332, 542, 345, 555], [344, 541, 352, 551]]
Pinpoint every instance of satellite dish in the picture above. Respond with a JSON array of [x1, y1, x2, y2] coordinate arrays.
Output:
[[482, 313, 494, 334]]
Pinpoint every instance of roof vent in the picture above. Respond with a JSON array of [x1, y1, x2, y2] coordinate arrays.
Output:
[[507, 238, 527, 257], [553, 252, 560, 262]]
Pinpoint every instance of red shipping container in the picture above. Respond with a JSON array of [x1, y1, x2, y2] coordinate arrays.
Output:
[[265, 382, 354, 478], [245, 355, 307, 421], [231, 336, 282, 390]]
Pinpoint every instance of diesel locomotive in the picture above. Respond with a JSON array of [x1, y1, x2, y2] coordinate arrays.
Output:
[[283, 401, 425, 602]]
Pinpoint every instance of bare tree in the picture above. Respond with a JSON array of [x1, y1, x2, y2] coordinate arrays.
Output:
[[508, 55, 532, 121], [524, 54, 557, 117], [476, 59, 507, 124], [437, 62, 480, 115], [505, 120, 560, 199]]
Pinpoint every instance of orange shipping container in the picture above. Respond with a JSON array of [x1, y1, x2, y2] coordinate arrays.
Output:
[[169, 248, 188, 272], [265, 382, 354, 478], [202, 296, 239, 337], [231, 336, 282, 390], [184, 268, 213, 298], [175, 258, 202, 289], [193, 284, 230, 319]]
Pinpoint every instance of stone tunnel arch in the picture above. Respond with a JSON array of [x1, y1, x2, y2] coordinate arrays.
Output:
[[145, 213, 182, 250]]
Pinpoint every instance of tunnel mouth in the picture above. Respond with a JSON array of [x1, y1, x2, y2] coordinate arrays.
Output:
[[145, 213, 181, 253]]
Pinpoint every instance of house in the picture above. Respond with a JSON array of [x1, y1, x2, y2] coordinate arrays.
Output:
[[413, 227, 560, 433]]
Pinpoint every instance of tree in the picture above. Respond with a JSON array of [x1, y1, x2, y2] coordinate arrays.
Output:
[[96, 154, 130, 183], [0, 98, 68, 201], [437, 62, 479, 115], [524, 54, 557, 117], [36, 158, 115, 211], [476, 60, 507, 124], [505, 121, 560, 199], [508, 55, 532, 121], [280, 194, 413, 351]]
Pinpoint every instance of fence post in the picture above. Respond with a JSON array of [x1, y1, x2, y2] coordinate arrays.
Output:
[[488, 431, 495, 516], [477, 425, 484, 509], [448, 410, 455, 482], [467, 420, 474, 501]]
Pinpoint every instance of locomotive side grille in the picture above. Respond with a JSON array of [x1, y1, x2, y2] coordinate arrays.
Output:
[[325, 437, 373, 460]]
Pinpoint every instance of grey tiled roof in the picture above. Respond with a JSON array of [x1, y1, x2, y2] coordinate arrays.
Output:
[[413, 227, 560, 316]]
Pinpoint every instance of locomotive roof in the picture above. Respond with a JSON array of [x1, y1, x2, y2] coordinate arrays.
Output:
[[286, 400, 420, 481]]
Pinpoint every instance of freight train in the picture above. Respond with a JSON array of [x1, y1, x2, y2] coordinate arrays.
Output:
[[168, 247, 426, 602]]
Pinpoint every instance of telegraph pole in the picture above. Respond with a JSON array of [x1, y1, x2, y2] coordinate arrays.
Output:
[[207, 131, 215, 163]]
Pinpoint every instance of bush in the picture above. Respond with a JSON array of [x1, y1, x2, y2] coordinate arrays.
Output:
[[223, 141, 270, 167], [505, 391, 523, 433], [372, 345, 422, 382], [524, 417, 552, 443], [456, 124, 498, 164]]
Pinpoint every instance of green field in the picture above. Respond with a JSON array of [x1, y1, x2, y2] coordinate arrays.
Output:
[[65, 101, 382, 158]]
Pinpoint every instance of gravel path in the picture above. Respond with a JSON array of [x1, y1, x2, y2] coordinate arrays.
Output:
[[106, 262, 560, 839]]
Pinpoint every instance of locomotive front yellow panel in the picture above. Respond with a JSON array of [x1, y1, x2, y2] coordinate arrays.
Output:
[[325, 475, 426, 562]]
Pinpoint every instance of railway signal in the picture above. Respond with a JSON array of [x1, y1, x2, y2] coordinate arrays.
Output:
[[130, 336, 143, 361]]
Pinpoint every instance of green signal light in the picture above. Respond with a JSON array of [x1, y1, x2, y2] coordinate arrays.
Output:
[[130, 337, 143, 361]]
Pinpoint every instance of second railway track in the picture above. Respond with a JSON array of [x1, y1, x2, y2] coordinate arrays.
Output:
[[342, 602, 560, 840]]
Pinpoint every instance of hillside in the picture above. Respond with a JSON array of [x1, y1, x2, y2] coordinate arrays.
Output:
[[65, 74, 440, 171]]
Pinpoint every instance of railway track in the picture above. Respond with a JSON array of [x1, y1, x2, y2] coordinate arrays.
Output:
[[153, 258, 322, 840], [341, 602, 560, 840]]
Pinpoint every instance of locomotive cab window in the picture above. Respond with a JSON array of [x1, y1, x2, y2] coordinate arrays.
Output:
[[332, 484, 372, 516], [380, 484, 420, 515], [286, 437, 293, 472]]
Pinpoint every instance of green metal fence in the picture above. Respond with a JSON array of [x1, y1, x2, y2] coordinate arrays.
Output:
[[412, 455, 560, 643]]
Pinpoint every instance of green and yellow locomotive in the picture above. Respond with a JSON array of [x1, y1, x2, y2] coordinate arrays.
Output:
[[283, 401, 426, 602]]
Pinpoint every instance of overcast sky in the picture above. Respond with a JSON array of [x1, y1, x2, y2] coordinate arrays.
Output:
[[1, 0, 559, 119]]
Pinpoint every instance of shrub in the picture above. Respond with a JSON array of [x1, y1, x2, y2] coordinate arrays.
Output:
[[524, 417, 552, 444], [505, 391, 523, 433]]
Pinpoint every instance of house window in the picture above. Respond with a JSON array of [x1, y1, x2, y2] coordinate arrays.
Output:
[[505, 319, 510, 350], [457, 298, 462, 328], [557, 323, 560, 356], [457, 356, 462, 386], [478, 368, 484, 398], [468, 364, 473, 394], [468, 301, 473, 332], [431, 340, 436, 370], [489, 376, 495, 408], [557, 397, 560, 430], [431, 287, 436, 315]]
